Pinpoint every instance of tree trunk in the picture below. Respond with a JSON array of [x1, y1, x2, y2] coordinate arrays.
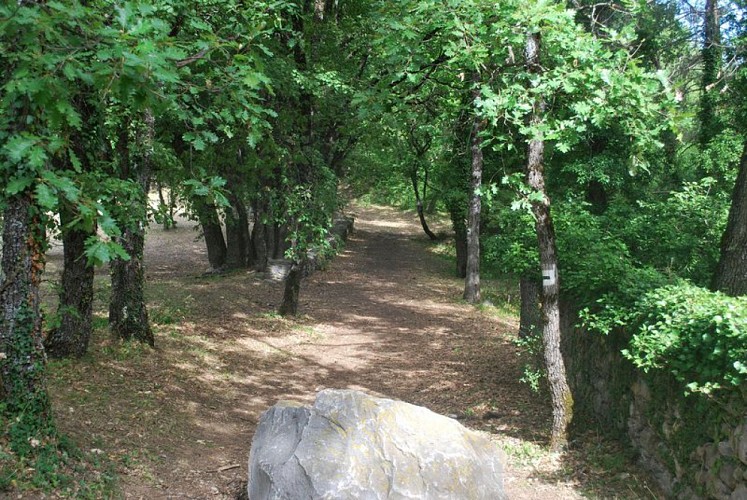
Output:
[[197, 201, 227, 271], [109, 111, 154, 346], [450, 208, 468, 279], [225, 193, 249, 269], [0, 194, 52, 426], [712, 143, 747, 296], [251, 200, 269, 272], [44, 207, 96, 358], [314, 0, 325, 20], [464, 98, 484, 304], [526, 31, 573, 450], [519, 276, 541, 339], [271, 222, 286, 259], [410, 168, 438, 240], [110, 223, 152, 345], [157, 183, 176, 230], [699, 0, 722, 147], [279, 260, 303, 316]]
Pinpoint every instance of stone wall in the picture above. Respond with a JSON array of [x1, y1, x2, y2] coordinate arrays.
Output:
[[561, 302, 747, 498]]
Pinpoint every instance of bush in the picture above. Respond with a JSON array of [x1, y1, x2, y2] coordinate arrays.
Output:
[[607, 178, 729, 287], [482, 206, 537, 277], [623, 284, 747, 394]]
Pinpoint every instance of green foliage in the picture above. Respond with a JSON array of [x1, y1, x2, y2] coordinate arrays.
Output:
[[623, 284, 747, 394], [616, 178, 729, 286], [556, 202, 653, 304], [577, 264, 670, 335], [0, 304, 107, 495], [474, 0, 669, 158], [693, 131, 743, 184], [482, 206, 537, 277], [83, 236, 130, 267], [484, 199, 672, 325], [182, 176, 230, 210], [513, 334, 545, 393], [282, 166, 339, 262], [0, 408, 117, 496], [358, 177, 417, 209]]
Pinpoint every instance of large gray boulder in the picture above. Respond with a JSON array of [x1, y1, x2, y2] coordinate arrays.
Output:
[[248, 389, 506, 499]]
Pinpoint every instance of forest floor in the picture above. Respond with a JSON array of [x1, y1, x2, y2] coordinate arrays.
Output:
[[31, 202, 662, 499]]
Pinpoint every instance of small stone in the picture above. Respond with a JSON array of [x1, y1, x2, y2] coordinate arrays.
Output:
[[730, 483, 747, 500], [705, 444, 720, 469], [719, 441, 735, 457], [719, 461, 738, 490], [707, 477, 731, 498], [695, 470, 708, 488], [734, 466, 745, 485], [736, 426, 747, 465]]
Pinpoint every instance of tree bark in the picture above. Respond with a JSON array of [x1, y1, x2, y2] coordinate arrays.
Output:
[[279, 260, 303, 316], [410, 168, 438, 240], [463, 95, 484, 303], [314, 0, 325, 20], [194, 200, 227, 271], [109, 111, 154, 346], [110, 222, 153, 345], [271, 222, 286, 260], [519, 276, 541, 339], [712, 142, 747, 296], [251, 199, 269, 271], [0, 194, 51, 424], [450, 208, 468, 279], [225, 193, 250, 269], [526, 31, 573, 450], [699, 0, 722, 147], [44, 207, 96, 358], [157, 183, 176, 230], [46, 93, 100, 358]]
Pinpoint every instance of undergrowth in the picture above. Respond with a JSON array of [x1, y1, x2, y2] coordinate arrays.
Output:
[[0, 408, 117, 498]]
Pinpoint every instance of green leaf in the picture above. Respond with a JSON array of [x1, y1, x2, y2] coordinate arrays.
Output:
[[6, 176, 35, 196], [4, 135, 37, 163], [84, 237, 130, 266], [27, 147, 48, 169], [35, 183, 57, 210], [69, 150, 82, 172]]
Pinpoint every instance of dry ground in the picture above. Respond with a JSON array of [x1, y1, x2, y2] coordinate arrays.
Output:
[[31, 202, 661, 499]]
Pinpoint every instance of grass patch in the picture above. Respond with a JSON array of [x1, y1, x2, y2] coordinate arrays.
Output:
[[500, 438, 547, 467], [100, 341, 153, 362], [0, 420, 119, 498]]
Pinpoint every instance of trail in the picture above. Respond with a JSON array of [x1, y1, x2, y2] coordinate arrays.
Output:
[[44, 203, 655, 499]]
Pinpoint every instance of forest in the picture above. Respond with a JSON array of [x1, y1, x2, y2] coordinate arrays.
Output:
[[1, 0, 746, 498]]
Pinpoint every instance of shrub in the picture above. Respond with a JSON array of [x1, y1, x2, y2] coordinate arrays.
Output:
[[623, 284, 747, 394]]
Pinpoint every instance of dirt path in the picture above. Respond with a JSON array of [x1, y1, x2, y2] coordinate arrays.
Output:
[[43, 203, 657, 499]]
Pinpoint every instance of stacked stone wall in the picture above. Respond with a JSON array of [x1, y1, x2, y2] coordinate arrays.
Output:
[[561, 302, 747, 498]]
